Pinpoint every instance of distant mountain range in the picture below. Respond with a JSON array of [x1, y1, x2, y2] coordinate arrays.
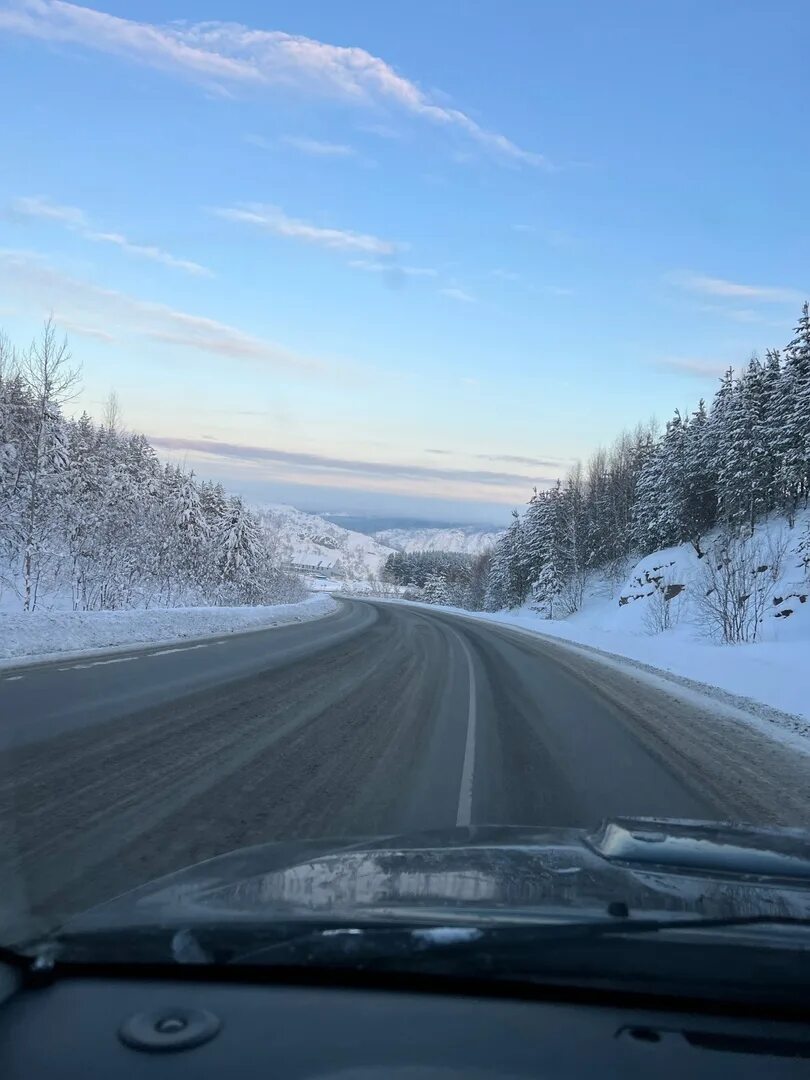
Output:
[[373, 526, 504, 555], [254, 504, 505, 581], [254, 504, 396, 578]]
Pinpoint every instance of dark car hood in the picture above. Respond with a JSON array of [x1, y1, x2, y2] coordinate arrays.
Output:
[[65, 818, 810, 934]]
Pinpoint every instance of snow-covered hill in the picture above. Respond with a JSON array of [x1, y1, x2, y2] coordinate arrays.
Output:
[[255, 504, 396, 580], [374, 525, 504, 555]]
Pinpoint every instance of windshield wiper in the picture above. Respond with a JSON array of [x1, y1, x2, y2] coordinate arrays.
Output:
[[27, 913, 810, 971], [222, 914, 810, 967]]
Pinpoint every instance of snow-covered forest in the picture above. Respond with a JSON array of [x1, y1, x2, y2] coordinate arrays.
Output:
[[484, 302, 810, 630], [399, 304, 810, 636], [0, 321, 304, 613]]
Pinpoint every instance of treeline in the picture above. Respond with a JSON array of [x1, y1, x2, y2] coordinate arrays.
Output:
[[381, 548, 491, 608], [485, 302, 810, 614], [390, 303, 810, 615], [0, 321, 304, 612]]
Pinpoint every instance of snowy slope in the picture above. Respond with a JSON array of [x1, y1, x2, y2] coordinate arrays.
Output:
[[255, 504, 396, 579], [374, 525, 504, 555]]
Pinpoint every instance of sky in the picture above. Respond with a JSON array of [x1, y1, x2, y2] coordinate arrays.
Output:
[[0, 0, 807, 524]]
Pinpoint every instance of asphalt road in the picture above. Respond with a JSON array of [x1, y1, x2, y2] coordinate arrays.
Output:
[[1, 598, 808, 933]]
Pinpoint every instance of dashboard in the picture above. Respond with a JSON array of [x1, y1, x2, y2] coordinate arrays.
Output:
[[2, 967, 810, 1078]]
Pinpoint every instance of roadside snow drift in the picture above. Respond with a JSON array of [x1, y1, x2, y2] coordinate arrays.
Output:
[[0, 594, 338, 665]]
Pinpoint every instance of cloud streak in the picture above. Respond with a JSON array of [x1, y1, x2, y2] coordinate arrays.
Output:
[[214, 204, 399, 255], [149, 435, 554, 489], [280, 134, 356, 157], [0, 249, 323, 373], [440, 286, 476, 304], [349, 259, 436, 277], [674, 272, 804, 305], [0, 1, 548, 167], [655, 357, 729, 378], [10, 195, 212, 276]]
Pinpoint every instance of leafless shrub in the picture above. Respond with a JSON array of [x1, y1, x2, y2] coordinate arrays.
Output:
[[695, 531, 785, 643], [556, 569, 590, 617], [642, 579, 684, 635]]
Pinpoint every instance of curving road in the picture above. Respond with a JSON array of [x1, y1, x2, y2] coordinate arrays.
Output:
[[1, 598, 808, 929]]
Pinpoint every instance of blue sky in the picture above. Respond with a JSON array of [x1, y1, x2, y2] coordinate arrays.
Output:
[[0, 0, 807, 524]]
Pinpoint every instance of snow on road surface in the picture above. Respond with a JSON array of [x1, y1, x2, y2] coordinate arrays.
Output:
[[370, 596, 810, 757], [0, 593, 338, 667]]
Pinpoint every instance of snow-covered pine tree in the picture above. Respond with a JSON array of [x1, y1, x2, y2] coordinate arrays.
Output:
[[780, 302, 810, 515], [681, 399, 716, 553]]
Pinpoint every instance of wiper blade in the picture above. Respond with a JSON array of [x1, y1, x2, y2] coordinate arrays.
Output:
[[36, 913, 810, 970], [597, 914, 810, 937], [225, 914, 810, 967]]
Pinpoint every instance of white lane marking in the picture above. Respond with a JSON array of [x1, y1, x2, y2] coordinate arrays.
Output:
[[453, 630, 478, 827], [149, 643, 209, 657], [4, 675, 24, 682], [66, 656, 140, 670]]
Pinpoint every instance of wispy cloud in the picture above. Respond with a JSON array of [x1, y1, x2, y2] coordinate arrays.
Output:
[[350, 259, 436, 277], [475, 452, 569, 468], [54, 317, 117, 343], [280, 134, 356, 157], [440, 286, 476, 304], [214, 203, 399, 255], [490, 268, 520, 282], [358, 122, 402, 140], [673, 272, 804, 305], [0, 249, 322, 373], [149, 435, 554, 488], [654, 356, 729, 378], [0, 2, 549, 167], [426, 447, 568, 468], [10, 195, 211, 277]]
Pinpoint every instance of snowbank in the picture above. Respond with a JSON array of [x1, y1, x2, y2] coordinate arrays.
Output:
[[469, 609, 810, 729], [475, 516, 810, 729], [368, 514, 810, 739], [0, 594, 338, 666]]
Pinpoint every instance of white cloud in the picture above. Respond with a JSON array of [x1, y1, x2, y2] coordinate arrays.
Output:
[[0, 249, 322, 373], [53, 316, 117, 343], [243, 132, 272, 149], [280, 135, 356, 157], [0, 2, 549, 167], [10, 195, 211, 276], [440, 287, 476, 304], [674, 272, 803, 305], [215, 204, 399, 255], [349, 259, 436, 277], [655, 357, 728, 378]]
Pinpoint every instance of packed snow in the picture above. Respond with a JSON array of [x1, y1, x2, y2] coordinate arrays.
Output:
[[374, 525, 504, 556], [0, 594, 338, 666]]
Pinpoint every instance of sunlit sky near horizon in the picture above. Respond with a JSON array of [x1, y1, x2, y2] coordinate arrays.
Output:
[[0, 0, 807, 524]]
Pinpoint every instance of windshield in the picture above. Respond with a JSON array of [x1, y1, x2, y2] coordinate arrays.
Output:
[[0, 0, 809, 998]]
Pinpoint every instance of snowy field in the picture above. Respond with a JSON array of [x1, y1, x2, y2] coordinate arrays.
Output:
[[0, 593, 338, 667]]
